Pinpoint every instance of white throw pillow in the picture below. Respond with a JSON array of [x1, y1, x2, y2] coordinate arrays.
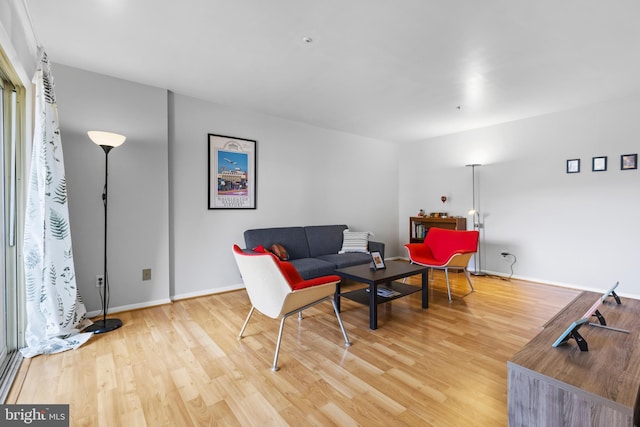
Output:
[[338, 230, 373, 254]]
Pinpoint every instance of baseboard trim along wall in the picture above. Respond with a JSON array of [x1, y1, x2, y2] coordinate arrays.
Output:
[[85, 297, 173, 318], [171, 284, 246, 302]]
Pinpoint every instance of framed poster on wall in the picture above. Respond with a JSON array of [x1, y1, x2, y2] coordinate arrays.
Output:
[[208, 133, 257, 209]]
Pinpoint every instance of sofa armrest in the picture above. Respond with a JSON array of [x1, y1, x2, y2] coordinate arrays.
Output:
[[368, 241, 385, 259]]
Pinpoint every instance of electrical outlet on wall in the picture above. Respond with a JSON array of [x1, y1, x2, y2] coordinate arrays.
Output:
[[142, 268, 151, 281], [96, 274, 104, 287], [501, 251, 515, 260]]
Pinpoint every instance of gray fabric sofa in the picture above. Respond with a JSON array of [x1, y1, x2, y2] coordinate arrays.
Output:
[[244, 224, 385, 280]]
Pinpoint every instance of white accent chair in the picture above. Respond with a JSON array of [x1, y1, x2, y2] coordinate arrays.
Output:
[[232, 245, 351, 371]]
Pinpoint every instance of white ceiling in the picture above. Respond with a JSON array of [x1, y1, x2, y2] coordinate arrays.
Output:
[[25, 0, 640, 142]]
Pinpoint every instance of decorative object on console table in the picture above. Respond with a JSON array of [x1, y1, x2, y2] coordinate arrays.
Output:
[[429, 212, 448, 218], [439, 196, 448, 217], [409, 216, 466, 243], [84, 131, 126, 334]]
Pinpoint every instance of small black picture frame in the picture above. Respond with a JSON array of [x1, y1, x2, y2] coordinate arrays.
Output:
[[592, 156, 607, 172], [621, 154, 637, 170], [566, 159, 580, 174], [370, 251, 386, 270]]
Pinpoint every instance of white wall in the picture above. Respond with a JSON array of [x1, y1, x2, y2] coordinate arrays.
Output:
[[5, 0, 640, 308], [170, 93, 399, 299], [1, 4, 401, 310], [0, 0, 39, 84], [53, 64, 171, 313], [399, 92, 640, 298]]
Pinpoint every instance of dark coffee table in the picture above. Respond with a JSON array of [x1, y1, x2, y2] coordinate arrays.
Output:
[[334, 260, 429, 329]]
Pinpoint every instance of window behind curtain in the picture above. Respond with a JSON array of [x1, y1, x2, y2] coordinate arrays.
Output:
[[0, 51, 24, 403]]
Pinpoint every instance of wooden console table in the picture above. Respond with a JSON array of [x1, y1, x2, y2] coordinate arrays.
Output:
[[508, 291, 640, 426], [409, 216, 466, 243]]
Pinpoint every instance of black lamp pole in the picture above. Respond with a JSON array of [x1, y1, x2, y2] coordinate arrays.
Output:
[[85, 144, 123, 334]]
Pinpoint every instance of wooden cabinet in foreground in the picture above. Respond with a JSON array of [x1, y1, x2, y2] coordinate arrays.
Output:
[[508, 291, 640, 426]]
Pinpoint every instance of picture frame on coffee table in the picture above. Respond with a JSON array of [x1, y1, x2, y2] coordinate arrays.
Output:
[[370, 251, 386, 270]]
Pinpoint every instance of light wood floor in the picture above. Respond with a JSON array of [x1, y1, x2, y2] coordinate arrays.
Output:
[[7, 271, 580, 426]]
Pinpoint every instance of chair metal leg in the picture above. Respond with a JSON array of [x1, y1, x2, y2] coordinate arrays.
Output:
[[271, 296, 351, 372], [464, 268, 475, 293], [238, 306, 255, 339], [444, 268, 452, 302], [331, 297, 351, 347], [272, 316, 287, 371]]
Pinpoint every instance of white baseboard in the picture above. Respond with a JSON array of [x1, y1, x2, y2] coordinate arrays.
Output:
[[396, 257, 640, 300], [85, 284, 247, 318], [481, 270, 640, 300], [171, 283, 246, 301], [85, 297, 173, 318]]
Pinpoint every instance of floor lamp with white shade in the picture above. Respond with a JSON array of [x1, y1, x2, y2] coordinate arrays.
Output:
[[84, 130, 126, 334], [466, 163, 484, 275]]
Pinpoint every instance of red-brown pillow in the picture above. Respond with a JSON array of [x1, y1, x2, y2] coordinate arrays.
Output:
[[270, 243, 289, 261]]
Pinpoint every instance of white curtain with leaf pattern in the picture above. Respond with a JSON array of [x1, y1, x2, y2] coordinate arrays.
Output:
[[20, 51, 92, 358]]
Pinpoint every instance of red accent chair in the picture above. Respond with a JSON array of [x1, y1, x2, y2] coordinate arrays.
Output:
[[232, 244, 351, 371], [404, 228, 479, 302]]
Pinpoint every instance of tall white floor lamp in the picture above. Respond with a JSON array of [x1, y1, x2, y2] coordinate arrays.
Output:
[[466, 163, 484, 275], [84, 131, 126, 334]]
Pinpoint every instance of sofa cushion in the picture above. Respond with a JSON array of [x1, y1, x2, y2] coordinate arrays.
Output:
[[289, 258, 337, 280], [305, 225, 348, 257], [317, 252, 373, 269], [244, 227, 310, 260], [338, 230, 372, 254]]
